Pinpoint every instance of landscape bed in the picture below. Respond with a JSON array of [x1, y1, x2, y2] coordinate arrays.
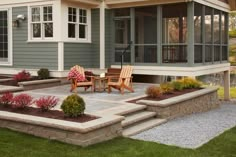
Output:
[[129, 87, 220, 119]]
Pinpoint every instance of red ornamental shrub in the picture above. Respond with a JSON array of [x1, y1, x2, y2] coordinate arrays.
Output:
[[67, 68, 85, 82], [0, 92, 14, 106], [34, 96, 59, 111], [12, 94, 33, 109], [13, 70, 31, 82]]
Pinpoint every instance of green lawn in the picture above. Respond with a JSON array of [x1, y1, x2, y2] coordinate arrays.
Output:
[[0, 127, 236, 157], [217, 87, 236, 99]]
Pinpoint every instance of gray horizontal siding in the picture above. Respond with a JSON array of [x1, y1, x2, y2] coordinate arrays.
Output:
[[64, 9, 100, 70], [10, 6, 58, 70]]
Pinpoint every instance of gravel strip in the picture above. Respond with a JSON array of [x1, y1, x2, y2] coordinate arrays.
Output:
[[132, 104, 236, 149]]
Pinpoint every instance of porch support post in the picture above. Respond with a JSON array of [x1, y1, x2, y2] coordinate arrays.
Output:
[[187, 2, 194, 66], [58, 42, 64, 71], [224, 70, 230, 100], [100, 1, 105, 69]]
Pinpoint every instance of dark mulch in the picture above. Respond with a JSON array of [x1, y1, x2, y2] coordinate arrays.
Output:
[[127, 88, 201, 104], [0, 106, 98, 123]]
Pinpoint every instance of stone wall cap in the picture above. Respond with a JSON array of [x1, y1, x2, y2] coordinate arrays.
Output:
[[0, 111, 124, 133], [137, 87, 219, 107], [18, 79, 61, 86]]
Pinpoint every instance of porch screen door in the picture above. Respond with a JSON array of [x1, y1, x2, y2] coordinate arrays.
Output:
[[0, 10, 8, 62]]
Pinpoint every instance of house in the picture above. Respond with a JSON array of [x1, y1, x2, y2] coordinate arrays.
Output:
[[0, 0, 234, 99]]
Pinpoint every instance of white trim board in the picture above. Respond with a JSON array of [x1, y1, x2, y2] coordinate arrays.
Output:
[[111, 63, 231, 77]]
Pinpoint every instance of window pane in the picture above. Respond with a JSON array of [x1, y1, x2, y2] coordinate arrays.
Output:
[[222, 46, 228, 61], [194, 3, 202, 43], [32, 7, 40, 22], [68, 23, 76, 38], [205, 7, 212, 44], [135, 6, 157, 44], [135, 45, 157, 63], [0, 10, 8, 61], [114, 8, 130, 17], [43, 6, 53, 21], [213, 10, 220, 44], [68, 7, 76, 22], [33, 23, 41, 38], [194, 45, 202, 63], [44, 23, 53, 37], [115, 19, 130, 44], [162, 3, 187, 43], [205, 45, 212, 62], [79, 24, 86, 39], [162, 45, 187, 63], [214, 46, 220, 61], [79, 9, 87, 24]]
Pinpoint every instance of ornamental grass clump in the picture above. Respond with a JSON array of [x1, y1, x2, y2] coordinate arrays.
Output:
[[146, 85, 162, 98], [160, 82, 174, 94], [34, 96, 59, 112], [12, 94, 33, 109], [0, 92, 14, 107], [61, 94, 85, 117], [182, 77, 202, 89], [13, 70, 31, 82], [172, 81, 184, 91]]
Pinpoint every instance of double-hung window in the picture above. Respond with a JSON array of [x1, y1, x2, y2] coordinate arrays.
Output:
[[30, 5, 53, 40], [68, 7, 89, 41]]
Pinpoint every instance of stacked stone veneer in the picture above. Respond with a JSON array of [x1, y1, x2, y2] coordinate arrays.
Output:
[[0, 112, 123, 147], [137, 87, 220, 120]]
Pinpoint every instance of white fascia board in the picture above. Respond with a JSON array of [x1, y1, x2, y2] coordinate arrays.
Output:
[[194, 0, 230, 12], [0, 0, 57, 6]]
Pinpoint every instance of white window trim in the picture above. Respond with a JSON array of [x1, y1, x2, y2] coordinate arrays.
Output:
[[0, 8, 13, 66], [28, 5, 54, 41], [67, 7, 91, 43]]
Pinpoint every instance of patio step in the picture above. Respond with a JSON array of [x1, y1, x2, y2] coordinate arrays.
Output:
[[122, 118, 167, 137], [122, 111, 157, 127], [0, 85, 24, 94]]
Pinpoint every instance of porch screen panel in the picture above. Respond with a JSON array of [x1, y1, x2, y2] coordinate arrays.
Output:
[[194, 3, 203, 63], [162, 3, 187, 63], [221, 12, 228, 61], [205, 6, 213, 63], [114, 19, 131, 62], [0, 11, 8, 62], [135, 6, 157, 63]]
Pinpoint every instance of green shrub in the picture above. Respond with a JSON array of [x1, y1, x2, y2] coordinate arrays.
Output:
[[145, 85, 162, 98], [37, 68, 50, 80], [61, 94, 85, 117], [172, 81, 184, 91], [160, 82, 174, 94]]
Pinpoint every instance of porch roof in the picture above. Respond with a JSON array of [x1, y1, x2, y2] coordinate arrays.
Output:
[[229, 0, 236, 10]]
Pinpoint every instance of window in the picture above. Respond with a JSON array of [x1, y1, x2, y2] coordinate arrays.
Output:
[[0, 10, 8, 62], [68, 7, 88, 40], [30, 5, 53, 40]]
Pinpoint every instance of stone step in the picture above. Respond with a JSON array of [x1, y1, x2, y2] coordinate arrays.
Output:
[[95, 104, 147, 116], [122, 111, 156, 127], [122, 118, 167, 137], [0, 85, 24, 94]]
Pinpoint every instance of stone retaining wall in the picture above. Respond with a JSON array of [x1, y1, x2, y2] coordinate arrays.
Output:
[[0, 111, 123, 147], [18, 79, 61, 90], [137, 87, 220, 119]]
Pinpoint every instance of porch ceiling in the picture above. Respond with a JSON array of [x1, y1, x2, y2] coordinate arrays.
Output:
[[104, 0, 189, 8], [62, 0, 101, 8], [229, 0, 236, 10]]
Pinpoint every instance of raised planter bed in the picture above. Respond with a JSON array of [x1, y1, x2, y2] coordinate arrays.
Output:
[[0, 110, 124, 147], [18, 79, 61, 90], [135, 87, 219, 119]]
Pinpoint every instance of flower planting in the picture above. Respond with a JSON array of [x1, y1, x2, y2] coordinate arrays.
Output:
[[61, 94, 85, 117], [34, 96, 59, 112], [12, 94, 33, 109], [0, 92, 14, 107], [13, 70, 31, 82]]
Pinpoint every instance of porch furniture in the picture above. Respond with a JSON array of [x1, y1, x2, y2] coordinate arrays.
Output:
[[68, 65, 94, 93], [94, 76, 108, 92], [107, 65, 134, 94]]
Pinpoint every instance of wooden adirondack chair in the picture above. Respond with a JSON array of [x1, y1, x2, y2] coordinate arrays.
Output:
[[107, 66, 134, 94], [69, 65, 94, 93]]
